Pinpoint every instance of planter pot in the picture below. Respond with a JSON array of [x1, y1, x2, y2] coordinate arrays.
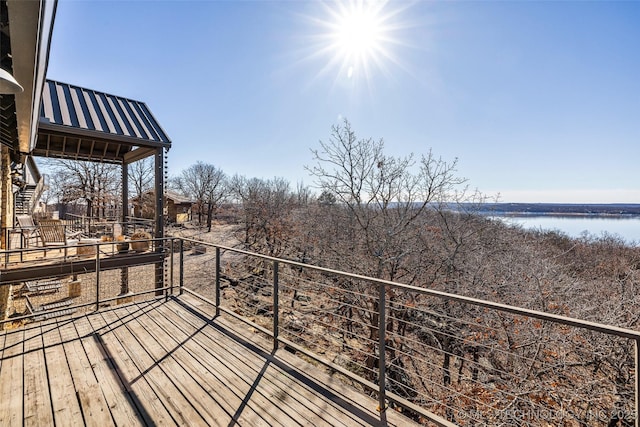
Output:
[[77, 238, 100, 256], [130, 241, 149, 252], [68, 280, 82, 298], [193, 244, 207, 255], [117, 242, 129, 253]]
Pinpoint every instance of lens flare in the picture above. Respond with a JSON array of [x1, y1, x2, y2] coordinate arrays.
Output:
[[293, 0, 411, 90]]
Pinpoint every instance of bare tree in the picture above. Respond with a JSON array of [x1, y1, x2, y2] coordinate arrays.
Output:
[[306, 118, 465, 280], [128, 157, 154, 218], [305, 119, 470, 389], [45, 159, 121, 218], [173, 161, 227, 231], [230, 175, 299, 257]]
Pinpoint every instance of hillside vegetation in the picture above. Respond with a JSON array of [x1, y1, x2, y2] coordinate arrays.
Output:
[[178, 121, 639, 425]]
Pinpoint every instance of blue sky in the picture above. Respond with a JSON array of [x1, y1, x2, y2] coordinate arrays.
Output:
[[47, 0, 640, 203]]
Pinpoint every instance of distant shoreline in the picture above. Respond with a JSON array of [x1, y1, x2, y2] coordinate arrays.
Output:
[[485, 212, 640, 219], [474, 203, 640, 218]]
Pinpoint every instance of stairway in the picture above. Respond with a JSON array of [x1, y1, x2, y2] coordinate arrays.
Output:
[[15, 184, 37, 215]]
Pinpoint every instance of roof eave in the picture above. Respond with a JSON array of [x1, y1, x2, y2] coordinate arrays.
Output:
[[38, 119, 171, 150], [7, 0, 57, 155]]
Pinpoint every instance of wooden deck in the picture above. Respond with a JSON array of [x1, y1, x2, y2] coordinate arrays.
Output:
[[0, 295, 419, 426]]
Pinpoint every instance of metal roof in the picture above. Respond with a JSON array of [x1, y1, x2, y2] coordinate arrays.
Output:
[[131, 190, 194, 205], [35, 79, 171, 164], [164, 190, 194, 204]]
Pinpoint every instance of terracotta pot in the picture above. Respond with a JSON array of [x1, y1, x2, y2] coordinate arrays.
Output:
[[130, 241, 149, 252]]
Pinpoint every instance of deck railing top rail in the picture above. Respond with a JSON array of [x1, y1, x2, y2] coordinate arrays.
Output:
[[181, 238, 640, 341]]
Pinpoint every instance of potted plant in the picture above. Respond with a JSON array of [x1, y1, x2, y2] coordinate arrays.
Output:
[[101, 235, 114, 254], [130, 231, 151, 252], [116, 235, 129, 253]]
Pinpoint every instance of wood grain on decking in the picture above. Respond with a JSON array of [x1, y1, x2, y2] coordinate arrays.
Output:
[[0, 297, 419, 426]]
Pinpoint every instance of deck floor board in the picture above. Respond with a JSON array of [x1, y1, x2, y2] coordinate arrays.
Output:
[[74, 314, 145, 427], [103, 302, 212, 426], [0, 296, 420, 426], [96, 311, 190, 425], [85, 306, 174, 425], [0, 327, 24, 426], [58, 314, 115, 427], [23, 323, 54, 427], [119, 301, 266, 426], [135, 300, 304, 426], [41, 319, 84, 427], [155, 299, 369, 427]]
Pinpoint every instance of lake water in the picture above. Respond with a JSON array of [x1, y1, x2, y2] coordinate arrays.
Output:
[[492, 216, 640, 245]]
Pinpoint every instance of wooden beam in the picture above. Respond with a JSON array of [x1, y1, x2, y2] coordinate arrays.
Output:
[[123, 147, 155, 164]]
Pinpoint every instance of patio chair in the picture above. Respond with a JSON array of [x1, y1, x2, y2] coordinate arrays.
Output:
[[16, 214, 40, 248], [38, 219, 83, 257]]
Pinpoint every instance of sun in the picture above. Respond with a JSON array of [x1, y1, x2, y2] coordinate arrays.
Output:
[[327, 1, 389, 81], [310, 0, 402, 84], [334, 4, 383, 62]]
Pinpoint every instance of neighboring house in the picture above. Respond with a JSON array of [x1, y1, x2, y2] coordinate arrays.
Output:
[[165, 190, 194, 223], [131, 190, 194, 223]]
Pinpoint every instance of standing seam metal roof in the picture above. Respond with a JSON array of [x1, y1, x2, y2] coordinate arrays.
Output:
[[40, 79, 171, 145]]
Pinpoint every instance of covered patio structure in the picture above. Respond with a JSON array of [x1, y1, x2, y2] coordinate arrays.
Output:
[[36, 79, 171, 239], [1, 79, 172, 299]]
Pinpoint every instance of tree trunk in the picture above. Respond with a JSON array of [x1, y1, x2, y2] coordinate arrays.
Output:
[[207, 203, 214, 232], [443, 352, 451, 386]]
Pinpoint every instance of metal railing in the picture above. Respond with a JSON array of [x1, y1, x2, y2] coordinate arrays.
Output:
[[0, 237, 170, 324], [1, 236, 638, 426], [177, 238, 640, 427], [64, 214, 154, 238]]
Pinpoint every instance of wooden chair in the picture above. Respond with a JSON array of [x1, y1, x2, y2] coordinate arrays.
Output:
[[38, 219, 82, 257], [16, 214, 40, 248]]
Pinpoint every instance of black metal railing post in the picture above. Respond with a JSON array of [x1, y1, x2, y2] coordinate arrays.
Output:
[[215, 247, 221, 317], [179, 239, 184, 295], [169, 238, 174, 297], [4, 228, 8, 265], [378, 282, 386, 412], [635, 338, 639, 427], [95, 243, 101, 311], [273, 260, 279, 352]]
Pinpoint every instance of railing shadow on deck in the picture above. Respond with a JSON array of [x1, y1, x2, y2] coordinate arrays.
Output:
[[1, 236, 639, 426]]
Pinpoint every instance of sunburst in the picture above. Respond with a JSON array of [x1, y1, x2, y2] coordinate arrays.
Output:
[[303, 0, 407, 86]]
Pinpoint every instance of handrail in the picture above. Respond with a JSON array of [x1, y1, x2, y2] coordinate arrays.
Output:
[[181, 238, 640, 340], [180, 237, 640, 426], [6, 235, 640, 340], [62, 215, 154, 238], [28, 175, 46, 213], [0, 236, 172, 325], [2, 236, 638, 426]]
